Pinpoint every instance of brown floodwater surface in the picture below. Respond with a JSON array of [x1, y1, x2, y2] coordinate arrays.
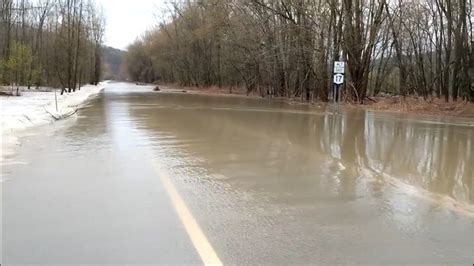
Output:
[[2, 82, 474, 264]]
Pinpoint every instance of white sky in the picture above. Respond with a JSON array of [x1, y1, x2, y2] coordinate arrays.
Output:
[[97, 0, 167, 50]]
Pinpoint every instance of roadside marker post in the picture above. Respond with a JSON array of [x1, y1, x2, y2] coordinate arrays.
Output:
[[54, 88, 58, 112], [332, 61, 345, 103]]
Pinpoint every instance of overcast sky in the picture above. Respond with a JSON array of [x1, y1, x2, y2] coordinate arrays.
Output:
[[97, 0, 166, 50]]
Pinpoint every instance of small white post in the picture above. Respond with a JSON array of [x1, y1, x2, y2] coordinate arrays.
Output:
[[54, 88, 58, 112]]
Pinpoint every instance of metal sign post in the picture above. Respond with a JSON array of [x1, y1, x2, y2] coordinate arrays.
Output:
[[333, 61, 345, 103]]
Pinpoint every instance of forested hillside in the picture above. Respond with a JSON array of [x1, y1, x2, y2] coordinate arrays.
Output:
[[102, 46, 125, 80], [125, 0, 474, 103], [0, 0, 105, 95]]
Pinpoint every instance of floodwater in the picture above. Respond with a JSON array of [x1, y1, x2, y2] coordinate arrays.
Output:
[[1, 82, 474, 264]]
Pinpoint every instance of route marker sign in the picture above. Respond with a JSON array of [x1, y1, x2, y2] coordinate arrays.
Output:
[[333, 73, 344, 85], [334, 61, 345, 74], [332, 61, 345, 102]]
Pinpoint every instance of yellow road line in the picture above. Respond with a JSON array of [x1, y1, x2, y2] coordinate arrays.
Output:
[[154, 162, 223, 265]]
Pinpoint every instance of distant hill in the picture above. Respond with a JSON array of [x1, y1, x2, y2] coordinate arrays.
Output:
[[102, 46, 125, 80]]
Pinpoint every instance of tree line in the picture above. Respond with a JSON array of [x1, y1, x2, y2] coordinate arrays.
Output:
[[125, 0, 474, 103], [0, 0, 105, 95]]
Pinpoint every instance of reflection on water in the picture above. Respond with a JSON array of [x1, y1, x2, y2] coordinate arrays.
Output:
[[114, 90, 473, 263], [123, 92, 473, 208], [363, 112, 473, 205]]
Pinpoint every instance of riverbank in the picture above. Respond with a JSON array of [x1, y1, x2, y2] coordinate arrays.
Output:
[[1, 82, 106, 162], [158, 84, 474, 118], [360, 96, 474, 118]]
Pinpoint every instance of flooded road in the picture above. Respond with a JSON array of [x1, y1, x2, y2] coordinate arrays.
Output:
[[2, 82, 474, 264]]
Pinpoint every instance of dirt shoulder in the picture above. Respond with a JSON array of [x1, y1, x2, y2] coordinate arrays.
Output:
[[154, 84, 474, 118]]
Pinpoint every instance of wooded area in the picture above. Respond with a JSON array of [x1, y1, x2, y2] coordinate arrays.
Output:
[[0, 0, 105, 95], [125, 0, 474, 103]]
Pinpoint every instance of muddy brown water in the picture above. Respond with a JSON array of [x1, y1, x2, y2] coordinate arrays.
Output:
[[1, 82, 474, 264]]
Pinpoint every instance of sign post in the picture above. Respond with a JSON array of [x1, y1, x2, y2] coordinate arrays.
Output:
[[332, 61, 345, 102]]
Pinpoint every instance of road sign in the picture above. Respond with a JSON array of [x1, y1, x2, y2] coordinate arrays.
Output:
[[334, 61, 345, 74], [333, 73, 344, 85]]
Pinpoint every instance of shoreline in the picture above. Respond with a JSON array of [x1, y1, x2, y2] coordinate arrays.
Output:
[[155, 84, 474, 119], [1, 82, 107, 163]]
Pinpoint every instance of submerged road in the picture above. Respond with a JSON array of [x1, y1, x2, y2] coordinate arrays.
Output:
[[1, 82, 474, 265]]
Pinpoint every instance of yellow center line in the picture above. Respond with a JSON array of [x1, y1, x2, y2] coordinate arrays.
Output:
[[153, 161, 223, 265]]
